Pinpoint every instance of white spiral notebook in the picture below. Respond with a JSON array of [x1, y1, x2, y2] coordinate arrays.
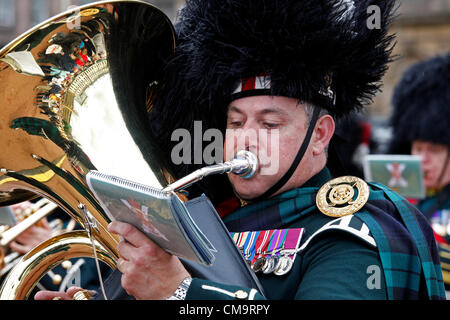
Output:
[[86, 170, 216, 265]]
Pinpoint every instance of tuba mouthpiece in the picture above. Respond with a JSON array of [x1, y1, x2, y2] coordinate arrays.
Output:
[[230, 150, 258, 179]]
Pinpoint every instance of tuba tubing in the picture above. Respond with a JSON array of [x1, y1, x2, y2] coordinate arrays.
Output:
[[0, 0, 176, 299], [0, 230, 116, 300]]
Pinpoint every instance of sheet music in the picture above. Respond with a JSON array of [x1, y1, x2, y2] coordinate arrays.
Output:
[[86, 170, 215, 265], [2, 51, 45, 77]]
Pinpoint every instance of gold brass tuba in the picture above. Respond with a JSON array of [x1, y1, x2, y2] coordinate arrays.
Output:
[[0, 0, 176, 299]]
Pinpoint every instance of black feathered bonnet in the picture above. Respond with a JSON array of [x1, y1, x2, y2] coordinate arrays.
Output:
[[388, 53, 450, 154], [149, 0, 397, 202], [154, 0, 396, 123]]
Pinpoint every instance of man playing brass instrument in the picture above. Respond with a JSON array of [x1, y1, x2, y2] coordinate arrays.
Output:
[[36, 0, 445, 300]]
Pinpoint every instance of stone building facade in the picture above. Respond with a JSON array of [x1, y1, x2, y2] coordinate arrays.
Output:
[[372, 0, 450, 119]]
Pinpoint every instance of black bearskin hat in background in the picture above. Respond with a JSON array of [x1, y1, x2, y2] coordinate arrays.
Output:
[[148, 0, 398, 204], [388, 53, 450, 154]]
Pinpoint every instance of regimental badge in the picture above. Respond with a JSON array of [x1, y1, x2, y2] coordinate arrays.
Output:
[[316, 176, 370, 218], [80, 8, 100, 16]]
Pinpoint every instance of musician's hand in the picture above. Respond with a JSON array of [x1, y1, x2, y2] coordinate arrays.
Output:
[[34, 286, 95, 300], [108, 221, 191, 300], [10, 201, 32, 215], [9, 218, 53, 254]]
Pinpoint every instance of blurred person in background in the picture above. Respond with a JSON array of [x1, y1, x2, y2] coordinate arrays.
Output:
[[0, 200, 110, 295], [388, 52, 450, 288]]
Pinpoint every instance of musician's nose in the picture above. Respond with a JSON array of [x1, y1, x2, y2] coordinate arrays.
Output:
[[237, 122, 260, 153], [225, 126, 259, 163]]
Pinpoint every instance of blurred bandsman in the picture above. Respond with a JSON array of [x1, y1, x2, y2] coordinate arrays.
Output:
[[0, 200, 110, 295], [388, 53, 450, 287]]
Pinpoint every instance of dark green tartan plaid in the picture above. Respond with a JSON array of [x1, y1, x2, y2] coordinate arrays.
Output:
[[224, 173, 446, 300], [10, 117, 65, 146], [357, 182, 445, 300], [417, 187, 450, 285], [417, 186, 450, 217]]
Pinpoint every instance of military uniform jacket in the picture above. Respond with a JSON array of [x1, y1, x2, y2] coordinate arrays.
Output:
[[185, 168, 446, 300], [418, 185, 450, 286]]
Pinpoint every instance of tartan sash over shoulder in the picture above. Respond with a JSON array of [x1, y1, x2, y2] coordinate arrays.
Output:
[[224, 172, 446, 300], [357, 183, 445, 300]]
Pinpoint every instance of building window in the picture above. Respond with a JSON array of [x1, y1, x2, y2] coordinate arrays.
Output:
[[78, 0, 97, 5], [32, 0, 51, 25], [0, 0, 15, 28]]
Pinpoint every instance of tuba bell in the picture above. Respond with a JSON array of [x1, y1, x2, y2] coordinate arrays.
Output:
[[0, 0, 176, 299]]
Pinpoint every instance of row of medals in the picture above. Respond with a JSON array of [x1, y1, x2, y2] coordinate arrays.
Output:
[[241, 248, 295, 276]]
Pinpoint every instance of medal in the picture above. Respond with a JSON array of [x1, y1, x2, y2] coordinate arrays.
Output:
[[234, 231, 249, 253], [264, 229, 288, 275], [316, 176, 370, 218], [273, 256, 294, 276], [261, 230, 282, 274], [273, 228, 304, 276], [252, 258, 266, 272], [243, 231, 259, 265], [268, 229, 286, 255], [251, 230, 273, 273], [262, 255, 279, 274], [230, 228, 304, 276]]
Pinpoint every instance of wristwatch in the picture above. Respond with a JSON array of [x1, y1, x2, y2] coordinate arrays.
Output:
[[166, 277, 192, 300]]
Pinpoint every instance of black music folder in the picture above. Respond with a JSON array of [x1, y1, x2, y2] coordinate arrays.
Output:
[[92, 194, 265, 300], [86, 170, 216, 265]]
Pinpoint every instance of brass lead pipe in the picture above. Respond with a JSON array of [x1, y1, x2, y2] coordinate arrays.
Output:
[[163, 150, 258, 193]]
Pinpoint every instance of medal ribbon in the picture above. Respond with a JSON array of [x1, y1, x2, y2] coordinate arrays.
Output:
[[267, 229, 286, 256], [279, 229, 288, 254], [230, 228, 303, 264], [231, 232, 239, 244], [236, 231, 249, 250], [243, 231, 259, 260], [282, 228, 304, 262], [252, 230, 273, 263]]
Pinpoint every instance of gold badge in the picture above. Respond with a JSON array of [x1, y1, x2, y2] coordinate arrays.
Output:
[[80, 8, 100, 16], [316, 176, 370, 217], [234, 290, 249, 299]]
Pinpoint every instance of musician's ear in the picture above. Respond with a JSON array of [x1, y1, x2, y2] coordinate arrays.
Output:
[[310, 115, 335, 157]]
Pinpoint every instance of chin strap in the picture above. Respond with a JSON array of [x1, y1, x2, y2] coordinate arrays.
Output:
[[243, 106, 321, 203]]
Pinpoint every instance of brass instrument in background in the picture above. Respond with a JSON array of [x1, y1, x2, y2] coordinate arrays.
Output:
[[0, 199, 59, 275], [0, 0, 176, 299]]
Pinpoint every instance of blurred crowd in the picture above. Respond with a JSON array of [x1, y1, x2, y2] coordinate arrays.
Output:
[[335, 52, 450, 290], [33, 19, 107, 126]]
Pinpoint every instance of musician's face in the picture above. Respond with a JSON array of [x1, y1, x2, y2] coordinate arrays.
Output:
[[224, 95, 324, 200], [411, 140, 450, 189]]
